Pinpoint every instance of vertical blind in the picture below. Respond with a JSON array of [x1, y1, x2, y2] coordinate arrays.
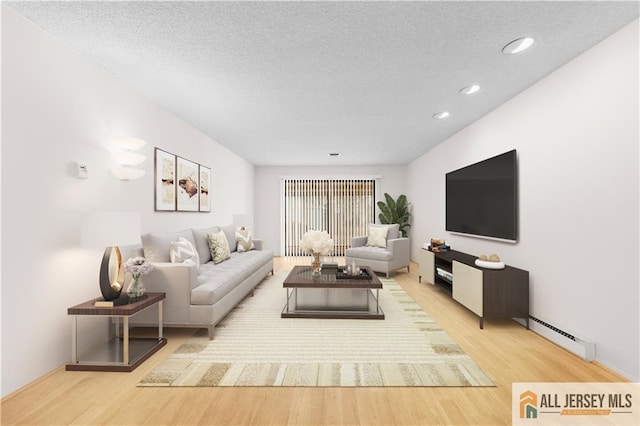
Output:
[[283, 179, 375, 256]]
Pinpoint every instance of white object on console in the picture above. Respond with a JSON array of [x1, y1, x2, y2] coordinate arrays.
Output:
[[474, 259, 505, 269]]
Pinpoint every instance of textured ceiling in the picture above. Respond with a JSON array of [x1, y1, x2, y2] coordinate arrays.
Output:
[[6, 1, 639, 166]]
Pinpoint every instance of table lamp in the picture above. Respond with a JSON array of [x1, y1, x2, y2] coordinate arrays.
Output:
[[81, 212, 142, 305]]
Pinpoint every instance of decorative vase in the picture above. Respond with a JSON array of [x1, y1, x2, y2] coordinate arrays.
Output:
[[311, 252, 322, 276], [127, 276, 145, 301]]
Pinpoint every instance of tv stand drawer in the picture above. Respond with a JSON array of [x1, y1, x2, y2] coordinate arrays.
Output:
[[452, 261, 483, 317]]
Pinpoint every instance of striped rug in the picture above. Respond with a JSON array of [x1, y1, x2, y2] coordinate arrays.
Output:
[[138, 270, 494, 387]]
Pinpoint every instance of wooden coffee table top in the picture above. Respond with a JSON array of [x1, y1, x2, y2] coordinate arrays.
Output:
[[283, 265, 382, 289]]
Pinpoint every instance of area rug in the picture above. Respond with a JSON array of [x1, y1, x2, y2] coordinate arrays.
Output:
[[139, 270, 494, 387]]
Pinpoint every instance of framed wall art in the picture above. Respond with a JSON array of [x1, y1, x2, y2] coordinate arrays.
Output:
[[176, 156, 199, 212], [154, 148, 176, 211], [199, 165, 211, 212]]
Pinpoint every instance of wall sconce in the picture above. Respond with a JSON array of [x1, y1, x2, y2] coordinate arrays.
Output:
[[110, 136, 146, 180]]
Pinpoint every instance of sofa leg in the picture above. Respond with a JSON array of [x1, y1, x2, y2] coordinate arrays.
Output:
[[208, 326, 215, 340], [407, 265, 410, 273], [386, 272, 390, 279], [251, 288, 255, 297]]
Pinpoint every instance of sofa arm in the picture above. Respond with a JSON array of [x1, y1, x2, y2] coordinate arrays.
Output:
[[387, 238, 410, 266], [142, 261, 198, 323], [351, 236, 368, 247]]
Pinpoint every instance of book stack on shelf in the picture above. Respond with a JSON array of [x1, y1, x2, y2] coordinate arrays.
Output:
[[428, 238, 450, 253], [436, 267, 453, 282]]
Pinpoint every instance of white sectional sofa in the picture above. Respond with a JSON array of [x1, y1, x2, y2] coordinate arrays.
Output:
[[131, 225, 273, 339]]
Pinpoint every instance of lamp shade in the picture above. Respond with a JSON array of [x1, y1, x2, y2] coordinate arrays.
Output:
[[110, 166, 146, 181], [112, 136, 146, 151], [111, 151, 146, 166]]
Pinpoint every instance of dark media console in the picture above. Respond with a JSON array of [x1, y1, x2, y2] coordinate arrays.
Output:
[[417, 248, 529, 329]]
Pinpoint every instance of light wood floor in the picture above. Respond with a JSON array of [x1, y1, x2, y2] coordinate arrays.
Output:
[[1, 257, 625, 425]]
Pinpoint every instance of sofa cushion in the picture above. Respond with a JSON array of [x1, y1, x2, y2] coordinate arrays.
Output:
[[386, 223, 400, 240], [235, 227, 255, 252], [366, 225, 389, 248], [208, 230, 231, 264], [191, 250, 274, 305], [345, 246, 393, 262], [192, 226, 219, 264], [368, 223, 400, 240], [169, 237, 200, 270], [141, 229, 196, 262], [220, 225, 237, 253]]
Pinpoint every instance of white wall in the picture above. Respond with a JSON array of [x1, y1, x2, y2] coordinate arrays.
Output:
[[407, 20, 639, 380], [1, 6, 254, 397], [254, 165, 406, 255]]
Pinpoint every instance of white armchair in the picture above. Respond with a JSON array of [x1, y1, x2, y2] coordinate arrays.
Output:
[[345, 224, 410, 278]]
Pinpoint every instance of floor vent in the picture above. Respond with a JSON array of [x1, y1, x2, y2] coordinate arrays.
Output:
[[529, 315, 596, 362]]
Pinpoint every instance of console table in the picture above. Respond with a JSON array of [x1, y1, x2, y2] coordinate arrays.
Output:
[[66, 292, 167, 372], [417, 248, 529, 329]]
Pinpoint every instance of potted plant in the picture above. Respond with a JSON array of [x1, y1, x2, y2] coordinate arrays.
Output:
[[377, 193, 411, 238]]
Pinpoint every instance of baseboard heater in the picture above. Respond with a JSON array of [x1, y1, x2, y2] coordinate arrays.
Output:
[[528, 315, 596, 362]]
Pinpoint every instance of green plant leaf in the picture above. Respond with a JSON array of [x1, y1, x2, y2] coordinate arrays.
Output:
[[396, 194, 407, 212], [384, 193, 396, 213], [376, 193, 411, 237], [376, 201, 391, 223]]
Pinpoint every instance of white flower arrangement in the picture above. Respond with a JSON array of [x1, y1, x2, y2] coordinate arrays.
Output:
[[299, 230, 334, 255], [123, 256, 154, 281]]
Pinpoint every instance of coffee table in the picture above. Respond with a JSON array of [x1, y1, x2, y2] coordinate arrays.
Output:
[[281, 265, 384, 319]]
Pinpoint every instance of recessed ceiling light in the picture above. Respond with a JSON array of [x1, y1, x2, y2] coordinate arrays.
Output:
[[432, 111, 450, 119], [502, 37, 535, 54], [459, 84, 480, 95]]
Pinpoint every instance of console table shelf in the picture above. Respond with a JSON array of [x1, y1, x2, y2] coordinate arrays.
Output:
[[417, 248, 529, 329]]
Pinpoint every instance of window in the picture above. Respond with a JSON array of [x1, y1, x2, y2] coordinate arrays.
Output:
[[283, 179, 375, 256]]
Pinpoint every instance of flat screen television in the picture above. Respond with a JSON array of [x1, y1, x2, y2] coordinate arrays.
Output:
[[446, 150, 518, 242]]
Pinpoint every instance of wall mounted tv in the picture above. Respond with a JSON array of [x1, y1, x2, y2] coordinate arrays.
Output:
[[446, 149, 518, 242]]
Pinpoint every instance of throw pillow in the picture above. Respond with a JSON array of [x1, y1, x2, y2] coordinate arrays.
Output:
[[169, 237, 200, 270], [235, 227, 255, 253], [366, 225, 389, 248], [207, 230, 231, 264]]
